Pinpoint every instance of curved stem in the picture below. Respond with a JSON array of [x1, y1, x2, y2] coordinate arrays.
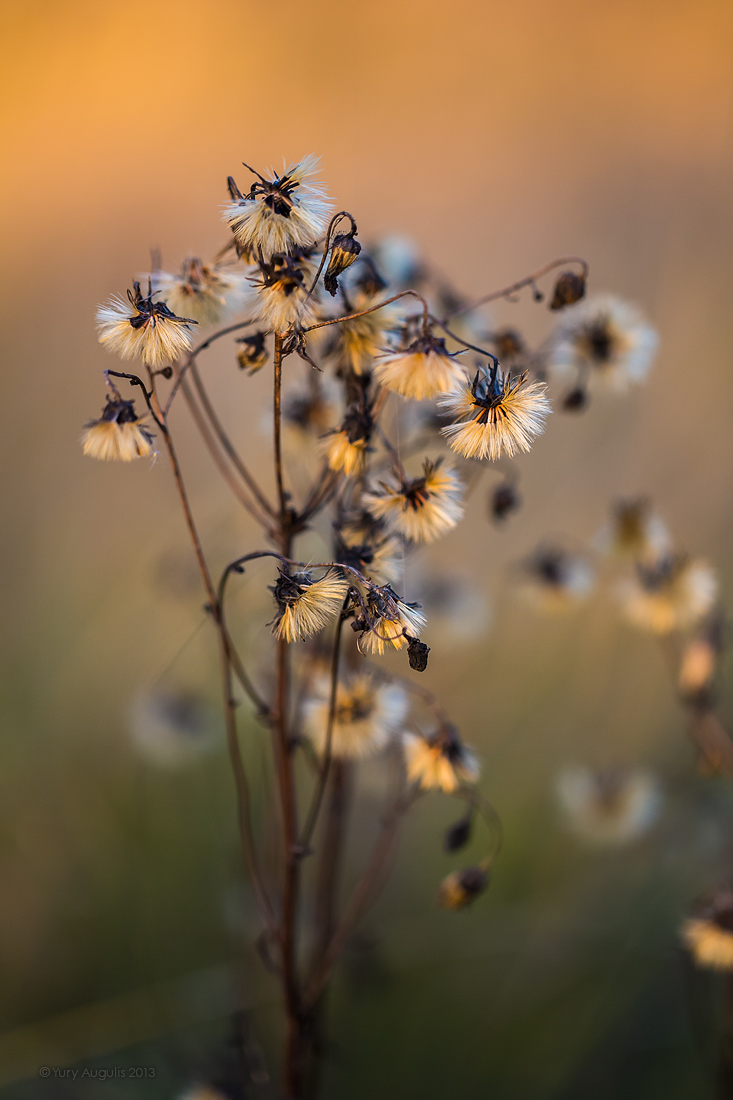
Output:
[[164, 319, 256, 415], [302, 289, 430, 337], [149, 396, 276, 936], [177, 370, 276, 533], [430, 316, 500, 367], [443, 256, 589, 320], [188, 360, 276, 519], [302, 210, 358, 305]]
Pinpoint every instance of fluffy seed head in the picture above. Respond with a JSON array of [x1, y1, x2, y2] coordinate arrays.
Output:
[[596, 498, 671, 564], [619, 554, 718, 634], [550, 294, 658, 391], [304, 672, 409, 759], [356, 585, 426, 655], [518, 546, 595, 612], [683, 891, 733, 971], [96, 282, 197, 367], [270, 568, 349, 643], [374, 333, 466, 400], [147, 258, 255, 328], [255, 252, 319, 332], [440, 366, 551, 461], [556, 765, 661, 845], [404, 725, 479, 792], [363, 459, 464, 544], [129, 689, 216, 767], [81, 398, 156, 462], [222, 154, 333, 262]]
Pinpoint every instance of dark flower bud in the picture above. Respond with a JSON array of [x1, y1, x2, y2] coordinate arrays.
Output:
[[324, 232, 362, 296], [438, 865, 490, 910], [562, 386, 588, 412], [407, 636, 430, 672], [236, 332, 268, 374], [491, 481, 521, 522], [444, 811, 473, 853], [493, 328, 525, 360], [549, 270, 587, 311]]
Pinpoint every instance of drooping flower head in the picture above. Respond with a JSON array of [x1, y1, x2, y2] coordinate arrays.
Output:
[[254, 250, 319, 332], [222, 154, 333, 262], [404, 724, 479, 792], [355, 584, 426, 655], [81, 396, 156, 462], [440, 366, 551, 461], [269, 568, 349, 643], [556, 765, 661, 845], [683, 890, 733, 971], [147, 258, 255, 329], [374, 332, 466, 400], [323, 230, 362, 296], [324, 303, 398, 377], [619, 554, 718, 634], [363, 459, 464, 544], [550, 294, 658, 392], [96, 281, 197, 367], [303, 672, 409, 759], [236, 331, 269, 374], [437, 866, 490, 910]]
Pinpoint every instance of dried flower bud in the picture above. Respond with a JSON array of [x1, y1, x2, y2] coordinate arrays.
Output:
[[549, 270, 587, 311], [491, 481, 521, 522], [437, 866, 489, 910], [324, 232, 362, 296], [407, 636, 430, 672], [562, 386, 588, 412], [444, 811, 473, 853], [236, 332, 268, 374]]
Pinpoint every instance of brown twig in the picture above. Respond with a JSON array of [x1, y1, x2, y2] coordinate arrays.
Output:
[[188, 360, 276, 519], [442, 256, 589, 320]]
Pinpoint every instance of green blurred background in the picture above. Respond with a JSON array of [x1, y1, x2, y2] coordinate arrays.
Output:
[[2, 0, 733, 1095]]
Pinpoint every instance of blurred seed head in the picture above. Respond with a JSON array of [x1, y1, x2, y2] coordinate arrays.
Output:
[[556, 765, 661, 845], [129, 690, 218, 767]]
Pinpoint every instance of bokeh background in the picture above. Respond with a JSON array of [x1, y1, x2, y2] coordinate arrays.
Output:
[[2, 0, 733, 1096]]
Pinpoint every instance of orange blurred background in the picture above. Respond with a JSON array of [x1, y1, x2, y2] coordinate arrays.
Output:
[[2, 0, 733, 1096]]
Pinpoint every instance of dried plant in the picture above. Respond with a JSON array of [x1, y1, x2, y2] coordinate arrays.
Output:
[[83, 152, 683, 1096]]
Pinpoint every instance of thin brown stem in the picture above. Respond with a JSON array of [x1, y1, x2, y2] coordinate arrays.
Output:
[[165, 319, 256, 414], [150, 398, 276, 936], [310, 759, 353, 972], [299, 604, 348, 853], [443, 256, 589, 320], [304, 785, 419, 1010], [188, 360, 276, 518], [177, 371, 275, 533], [273, 333, 289, 530], [302, 290, 430, 337], [300, 466, 341, 522]]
